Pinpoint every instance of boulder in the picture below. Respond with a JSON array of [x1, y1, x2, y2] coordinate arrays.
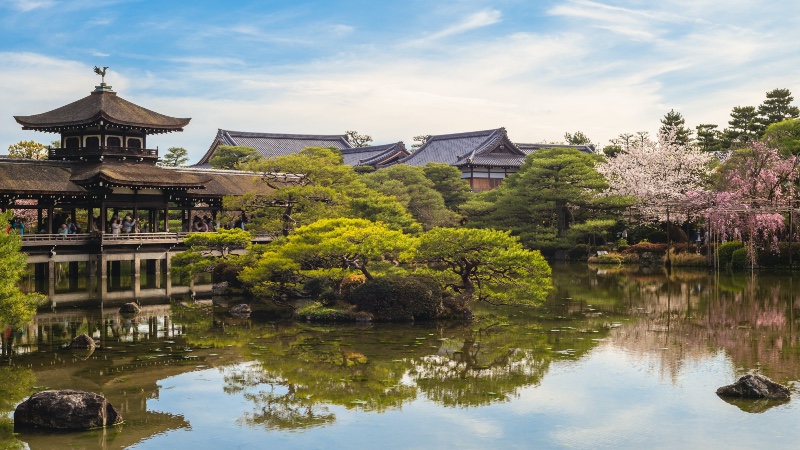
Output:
[[716, 373, 791, 400], [229, 304, 251, 317], [69, 333, 96, 349], [14, 390, 123, 430], [119, 302, 141, 314]]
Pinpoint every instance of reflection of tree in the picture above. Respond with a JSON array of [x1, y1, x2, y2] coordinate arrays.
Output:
[[0, 366, 35, 449]]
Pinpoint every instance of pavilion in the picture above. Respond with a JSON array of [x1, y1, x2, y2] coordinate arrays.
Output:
[[6, 80, 273, 235]]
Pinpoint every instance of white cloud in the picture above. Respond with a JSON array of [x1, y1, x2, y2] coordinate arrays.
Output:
[[405, 8, 502, 46], [7, 0, 55, 12]]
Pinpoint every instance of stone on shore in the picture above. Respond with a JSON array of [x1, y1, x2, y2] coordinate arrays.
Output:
[[69, 333, 96, 349], [716, 373, 790, 400], [14, 390, 123, 430], [229, 304, 251, 317]]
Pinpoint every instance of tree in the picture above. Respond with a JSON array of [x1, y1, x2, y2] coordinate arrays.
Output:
[[470, 148, 632, 247], [344, 130, 373, 148], [564, 131, 592, 145], [417, 227, 552, 306], [602, 144, 624, 158], [209, 145, 260, 170], [725, 106, 762, 147], [660, 110, 692, 145], [7, 140, 47, 160], [758, 88, 799, 129], [695, 124, 724, 152], [411, 135, 431, 150], [362, 165, 459, 229], [422, 162, 472, 210], [597, 127, 713, 222], [158, 147, 189, 167], [0, 213, 44, 327], [762, 118, 800, 156], [171, 228, 253, 280], [239, 147, 421, 236]]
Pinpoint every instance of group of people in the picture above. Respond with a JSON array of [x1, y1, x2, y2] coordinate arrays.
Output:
[[109, 215, 139, 235], [191, 215, 215, 232], [6, 217, 25, 235]]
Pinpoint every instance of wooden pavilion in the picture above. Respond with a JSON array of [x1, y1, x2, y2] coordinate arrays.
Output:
[[6, 80, 272, 235]]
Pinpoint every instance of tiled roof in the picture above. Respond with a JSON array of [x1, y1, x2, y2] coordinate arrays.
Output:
[[398, 128, 526, 167], [340, 142, 408, 166], [175, 167, 277, 197], [516, 143, 596, 155], [14, 88, 190, 133], [195, 129, 353, 166], [71, 163, 211, 189], [0, 159, 86, 194]]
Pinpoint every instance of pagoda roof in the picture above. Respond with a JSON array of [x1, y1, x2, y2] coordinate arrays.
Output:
[[0, 159, 87, 195], [195, 129, 353, 166], [71, 163, 211, 189], [14, 86, 190, 133], [398, 128, 526, 168], [340, 142, 409, 167]]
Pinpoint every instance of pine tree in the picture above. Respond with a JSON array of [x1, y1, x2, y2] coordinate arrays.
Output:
[[659, 110, 692, 145], [695, 124, 723, 152], [758, 88, 800, 129]]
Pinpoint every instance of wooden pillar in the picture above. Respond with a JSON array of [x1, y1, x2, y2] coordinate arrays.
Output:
[[133, 254, 140, 298], [163, 207, 169, 232], [47, 259, 55, 299], [46, 206, 53, 234], [154, 259, 162, 289], [165, 252, 172, 297], [37, 208, 43, 234], [99, 254, 107, 302]]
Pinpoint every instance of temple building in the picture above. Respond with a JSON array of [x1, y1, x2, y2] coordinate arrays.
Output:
[[6, 80, 271, 234], [196, 129, 409, 168], [395, 128, 527, 191]]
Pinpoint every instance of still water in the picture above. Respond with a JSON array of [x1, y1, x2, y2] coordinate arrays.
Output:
[[2, 263, 800, 449]]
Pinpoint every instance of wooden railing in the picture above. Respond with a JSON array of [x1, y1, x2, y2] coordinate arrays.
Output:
[[21, 231, 273, 247], [48, 146, 158, 160]]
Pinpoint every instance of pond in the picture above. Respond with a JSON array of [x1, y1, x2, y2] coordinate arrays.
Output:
[[2, 263, 799, 449]]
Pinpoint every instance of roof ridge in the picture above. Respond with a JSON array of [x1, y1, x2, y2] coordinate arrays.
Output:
[[427, 128, 503, 141], [218, 129, 349, 140]]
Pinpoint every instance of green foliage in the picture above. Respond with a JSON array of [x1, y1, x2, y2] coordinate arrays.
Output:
[[757, 242, 800, 268], [660, 109, 692, 144], [716, 241, 744, 268], [564, 131, 592, 145], [172, 228, 252, 278], [158, 146, 189, 166], [417, 227, 552, 306], [411, 134, 431, 150], [762, 118, 800, 156], [295, 302, 362, 321], [344, 130, 372, 147], [568, 244, 590, 260], [602, 144, 624, 157], [422, 162, 472, 210], [240, 147, 421, 236], [725, 106, 762, 147], [363, 164, 459, 229], [351, 274, 442, 321], [0, 213, 43, 327], [7, 140, 47, 160], [696, 124, 724, 152], [465, 148, 633, 248], [758, 88, 800, 129], [210, 145, 260, 169], [731, 247, 749, 270]]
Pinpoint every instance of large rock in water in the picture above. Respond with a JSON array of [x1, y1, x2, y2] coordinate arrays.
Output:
[[229, 304, 251, 317], [14, 390, 123, 430], [716, 374, 791, 400], [69, 333, 96, 349]]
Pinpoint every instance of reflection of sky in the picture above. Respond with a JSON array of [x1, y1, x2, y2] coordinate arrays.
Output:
[[131, 347, 799, 450]]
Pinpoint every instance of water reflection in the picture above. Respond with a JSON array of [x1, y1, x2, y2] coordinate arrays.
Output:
[[1, 265, 800, 448]]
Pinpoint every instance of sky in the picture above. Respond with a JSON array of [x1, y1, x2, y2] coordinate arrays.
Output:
[[1, 0, 799, 162]]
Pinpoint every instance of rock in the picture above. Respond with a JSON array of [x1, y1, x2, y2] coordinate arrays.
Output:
[[69, 333, 96, 349], [212, 281, 229, 295], [229, 304, 251, 317], [716, 373, 790, 400], [14, 390, 123, 430], [119, 302, 141, 314]]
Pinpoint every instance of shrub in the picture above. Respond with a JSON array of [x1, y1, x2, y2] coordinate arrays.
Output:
[[757, 242, 800, 268], [303, 276, 336, 298], [731, 248, 750, 270], [623, 242, 668, 255], [351, 274, 442, 321], [669, 251, 708, 267], [646, 230, 668, 243], [296, 302, 360, 322], [587, 253, 623, 265], [339, 274, 367, 300], [569, 244, 590, 260], [213, 261, 243, 287], [716, 241, 743, 268]]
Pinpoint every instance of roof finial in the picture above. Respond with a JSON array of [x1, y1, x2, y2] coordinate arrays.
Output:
[[93, 66, 113, 92]]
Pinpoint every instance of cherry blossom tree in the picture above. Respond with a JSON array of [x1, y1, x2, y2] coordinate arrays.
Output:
[[596, 127, 713, 222]]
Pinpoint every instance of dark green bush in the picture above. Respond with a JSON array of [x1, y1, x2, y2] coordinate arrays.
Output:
[[731, 248, 749, 270], [758, 242, 800, 268], [351, 274, 442, 321], [303, 276, 336, 298], [646, 230, 668, 243], [568, 244, 590, 260], [213, 262, 244, 287], [717, 241, 743, 267]]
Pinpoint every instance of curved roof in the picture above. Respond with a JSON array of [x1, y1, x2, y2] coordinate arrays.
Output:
[[340, 142, 408, 166], [195, 129, 352, 166], [14, 87, 190, 133], [398, 128, 525, 167]]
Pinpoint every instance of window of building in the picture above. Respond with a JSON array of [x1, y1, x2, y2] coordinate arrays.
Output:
[[107, 136, 122, 148], [85, 136, 100, 148]]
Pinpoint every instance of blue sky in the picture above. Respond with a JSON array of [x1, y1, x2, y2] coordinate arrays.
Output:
[[1, 0, 799, 162]]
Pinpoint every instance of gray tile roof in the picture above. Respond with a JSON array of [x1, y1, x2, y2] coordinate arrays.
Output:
[[398, 128, 526, 168], [516, 143, 596, 155], [340, 142, 408, 166], [196, 129, 352, 166]]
